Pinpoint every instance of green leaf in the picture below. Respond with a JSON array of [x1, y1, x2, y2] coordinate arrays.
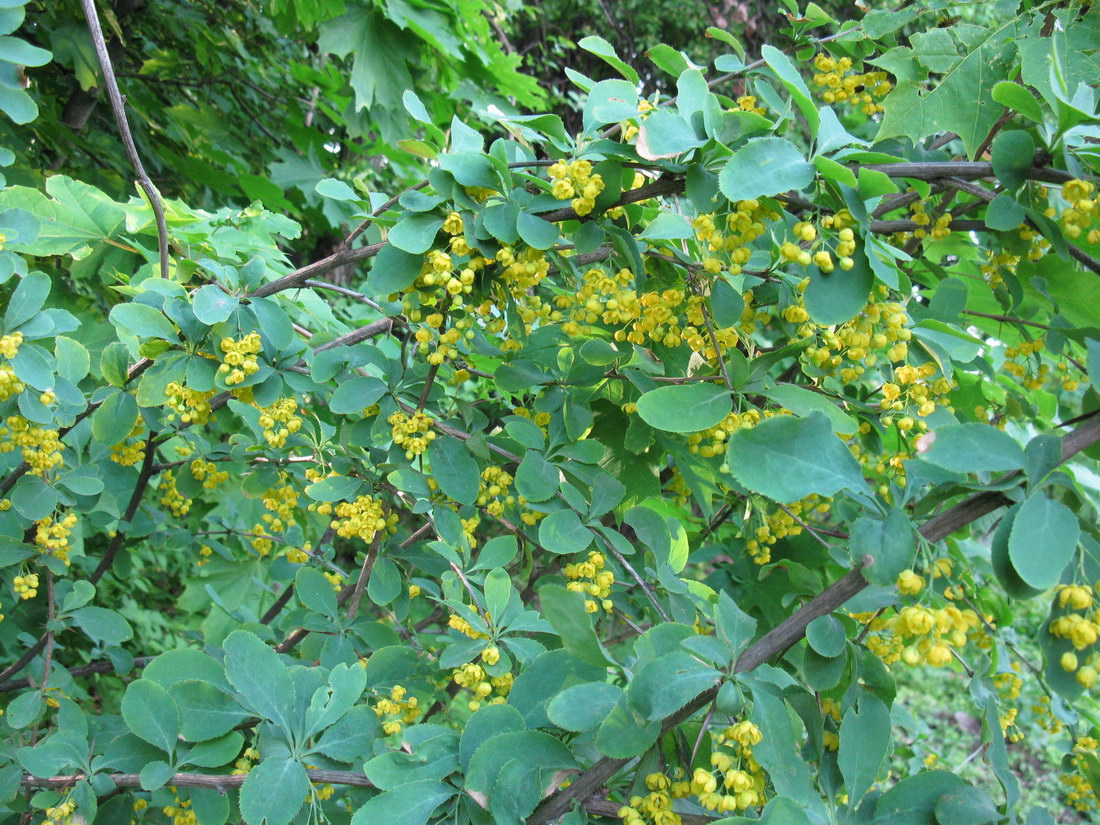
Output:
[[990, 130, 1034, 191], [315, 178, 360, 200], [762, 383, 858, 436], [806, 615, 845, 658], [1008, 493, 1079, 590], [484, 567, 514, 621], [363, 733, 458, 789], [992, 80, 1043, 122], [516, 211, 560, 250], [850, 509, 915, 587], [838, 692, 891, 802], [921, 423, 1025, 473], [181, 730, 244, 768], [0, 177, 125, 257], [985, 192, 1025, 230], [726, 412, 867, 503], [109, 303, 178, 340], [635, 383, 732, 433], [710, 279, 745, 328], [761, 44, 819, 132], [5, 691, 43, 729], [239, 757, 309, 825], [538, 583, 616, 667], [350, 780, 454, 825], [369, 243, 423, 295], [578, 35, 639, 84], [388, 213, 442, 254], [873, 770, 967, 825], [121, 679, 180, 757], [305, 475, 362, 502], [427, 436, 480, 505], [934, 787, 1001, 825], [546, 682, 622, 731], [595, 695, 661, 758], [170, 680, 250, 742], [877, 36, 1016, 159], [70, 606, 133, 645], [636, 110, 706, 160], [4, 270, 49, 329], [716, 592, 756, 659], [803, 244, 874, 326], [538, 509, 594, 555], [626, 651, 720, 720], [192, 284, 239, 325], [471, 535, 518, 571], [515, 451, 559, 502], [296, 566, 339, 619], [329, 376, 387, 414], [222, 630, 295, 731], [92, 390, 138, 446], [719, 137, 815, 201]]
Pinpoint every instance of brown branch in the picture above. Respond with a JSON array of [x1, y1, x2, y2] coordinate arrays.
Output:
[[345, 533, 383, 622], [528, 415, 1100, 825], [79, 0, 170, 278], [21, 769, 375, 792]]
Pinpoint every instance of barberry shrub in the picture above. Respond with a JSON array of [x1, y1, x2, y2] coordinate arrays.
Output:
[[1, 1, 1100, 824]]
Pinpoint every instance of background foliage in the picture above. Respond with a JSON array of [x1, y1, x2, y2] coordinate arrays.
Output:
[[1, 1, 1100, 824]]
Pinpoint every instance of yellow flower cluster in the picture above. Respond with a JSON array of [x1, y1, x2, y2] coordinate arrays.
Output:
[[801, 292, 912, 377], [218, 332, 262, 385], [0, 416, 64, 476], [165, 382, 215, 425], [1063, 737, 1100, 813], [256, 397, 302, 448], [0, 331, 21, 358], [232, 746, 260, 775], [414, 249, 477, 305], [475, 465, 516, 517], [735, 95, 766, 116], [564, 550, 615, 612], [1002, 337, 1076, 392], [496, 244, 552, 296], [452, 660, 512, 712], [190, 458, 228, 490], [744, 495, 829, 565], [324, 570, 343, 592], [110, 421, 146, 467], [685, 407, 766, 458], [0, 332, 24, 402], [861, 604, 982, 667], [34, 513, 78, 565], [548, 159, 605, 216], [389, 410, 435, 459], [323, 495, 396, 543], [811, 53, 892, 114], [44, 799, 76, 825], [1049, 587, 1100, 689], [373, 684, 419, 735], [158, 471, 192, 518], [449, 610, 490, 640], [196, 544, 213, 567], [1032, 694, 1065, 735], [879, 362, 955, 430], [905, 198, 953, 241], [414, 314, 466, 366], [896, 569, 924, 595], [261, 473, 299, 533], [693, 199, 776, 276], [13, 572, 38, 599], [161, 792, 198, 825], [620, 722, 769, 825], [1061, 179, 1099, 242]]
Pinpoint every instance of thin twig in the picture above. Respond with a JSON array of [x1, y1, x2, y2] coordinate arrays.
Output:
[[79, 0, 170, 278], [346, 532, 384, 622]]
